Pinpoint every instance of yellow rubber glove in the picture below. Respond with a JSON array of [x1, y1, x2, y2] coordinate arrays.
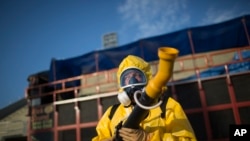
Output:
[[119, 127, 147, 141]]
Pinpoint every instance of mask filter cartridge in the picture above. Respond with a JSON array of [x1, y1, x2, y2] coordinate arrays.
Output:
[[117, 91, 131, 106]]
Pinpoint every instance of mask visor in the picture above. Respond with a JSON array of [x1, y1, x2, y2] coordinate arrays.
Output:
[[120, 68, 147, 88]]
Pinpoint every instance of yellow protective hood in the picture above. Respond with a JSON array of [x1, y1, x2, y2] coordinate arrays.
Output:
[[117, 55, 152, 90]]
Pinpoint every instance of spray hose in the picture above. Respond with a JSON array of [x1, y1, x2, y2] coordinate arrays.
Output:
[[134, 90, 163, 110]]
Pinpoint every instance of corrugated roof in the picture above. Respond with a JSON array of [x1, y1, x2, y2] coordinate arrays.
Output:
[[0, 98, 27, 120]]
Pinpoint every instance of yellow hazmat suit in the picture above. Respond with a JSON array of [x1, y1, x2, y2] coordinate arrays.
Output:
[[92, 55, 197, 141]]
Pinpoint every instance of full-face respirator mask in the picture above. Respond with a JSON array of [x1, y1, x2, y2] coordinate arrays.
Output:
[[117, 67, 164, 110], [117, 68, 147, 107]]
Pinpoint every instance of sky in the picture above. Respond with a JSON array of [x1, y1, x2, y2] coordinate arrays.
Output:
[[1, 0, 250, 109]]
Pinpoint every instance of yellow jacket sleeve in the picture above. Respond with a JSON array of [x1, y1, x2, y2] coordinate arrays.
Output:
[[160, 98, 197, 141], [140, 97, 196, 141], [92, 106, 113, 141]]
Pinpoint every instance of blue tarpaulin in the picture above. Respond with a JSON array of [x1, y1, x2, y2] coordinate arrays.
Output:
[[49, 15, 250, 85]]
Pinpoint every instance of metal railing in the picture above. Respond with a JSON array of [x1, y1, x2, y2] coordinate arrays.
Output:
[[26, 46, 250, 100]]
